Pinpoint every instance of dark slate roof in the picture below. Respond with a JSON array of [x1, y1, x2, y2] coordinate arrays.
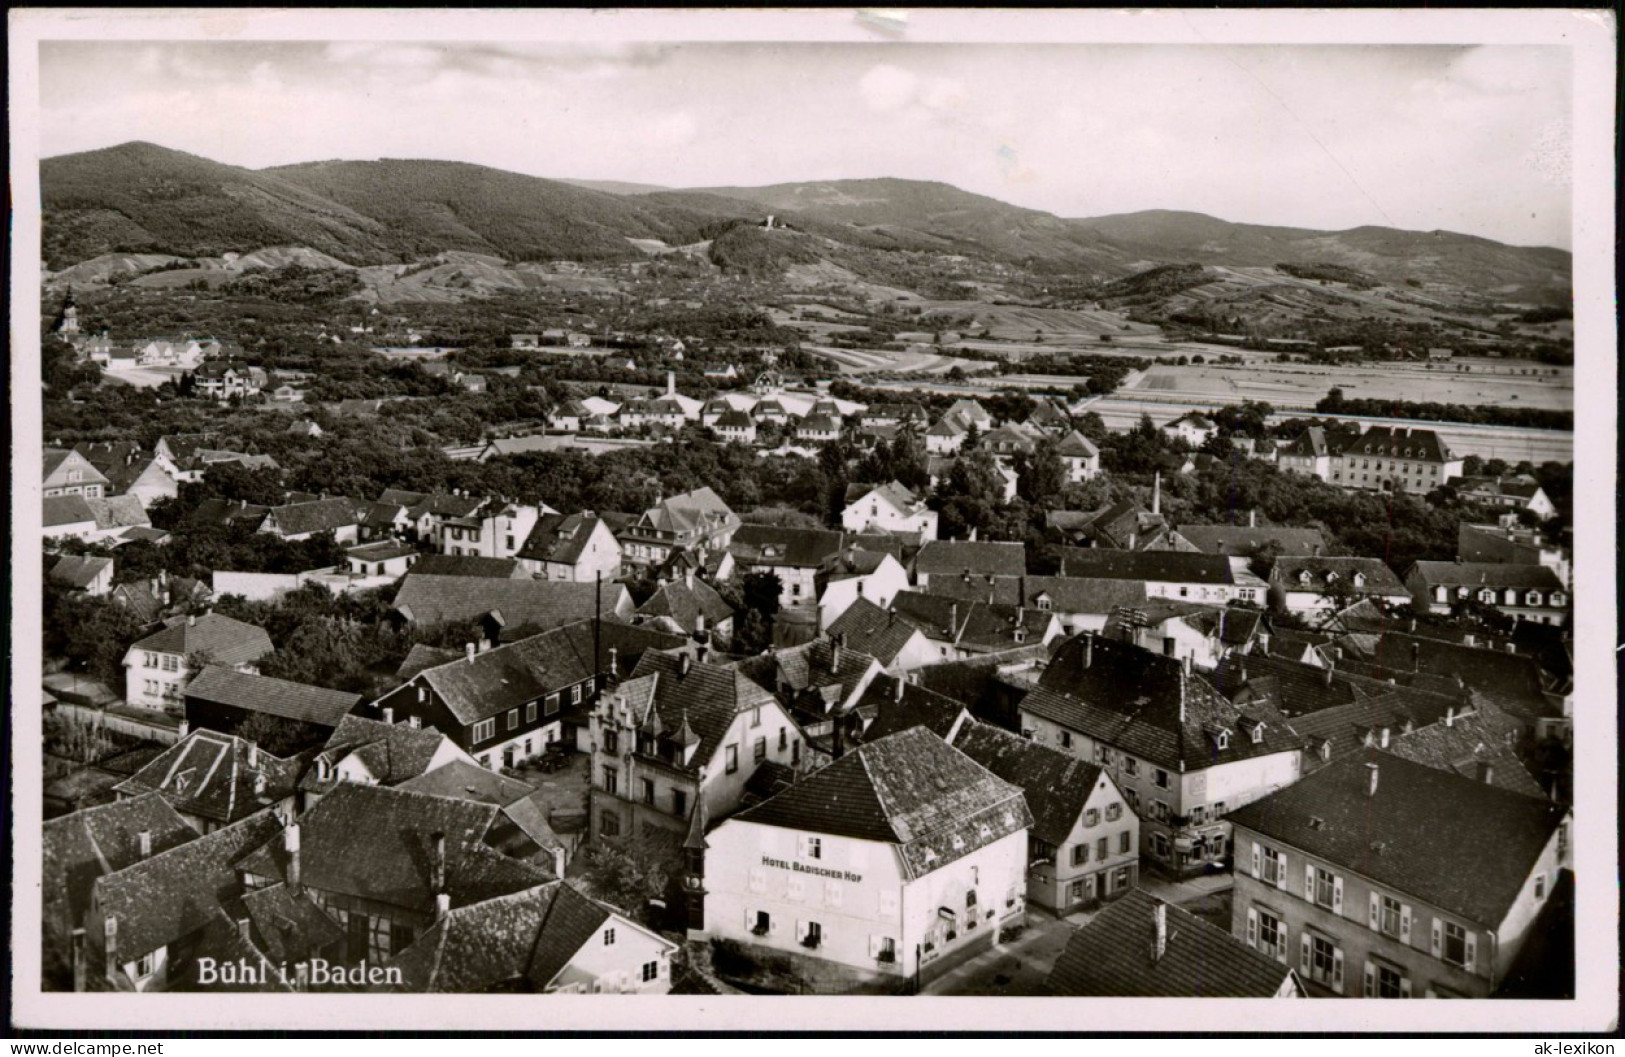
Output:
[[346, 539, 417, 562], [735, 727, 1033, 879], [1056, 548, 1234, 584], [241, 882, 345, 964], [730, 524, 844, 569], [192, 498, 270, 529], [397, 759, 539, 808], [517, 513, 611, 566], [1381, 703, 1546, 799], [845, 481, 923, 512], [743, 760, 800, 806], [1023, 635, 1300, 772], [915, 540, 1027, 578], [616, 651, 780, 772], [1406, 561, 1565, 593], [950, 720, 1107, 847], [397, 643, 462, 680], [50, 555, 113, 589], [300, 714, 456, 793], [1335, 632, 1559, 723], [43, 494, 97, 527], [1271, 557, 1406, 595], [1103, 601, 1261, 646], [91, 810, 283, 960], [112, 729, 302, 825], [888, 592, 1056, 651], [1228, 750, 1567, 926], [1277, 426, 1329, 458], [1343, 425, 1455, 463], [183, 666, 360, 727], [263, 497, 365, 537], [853, 676, 971, 744], [825, 598, 929, 666], [409, 554, 526, 579], [1175, 525, 1329, 559], [44, 794, 196, 935], [734, 638, 880, 715], [394, 575, 625, 633], [636, 576, 734, 632], [1054, 430, 1099, 457], [235, 783, 552, 915], [1046, 889, 1297, 998], [130, 612, 274, 668], [185, 908, 296, 992]]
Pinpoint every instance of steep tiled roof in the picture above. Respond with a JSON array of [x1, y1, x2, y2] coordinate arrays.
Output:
[[1056, 549, 1234, 585], [409, 554, 526, 579], [113, 729, 302, 825], [1271, 557, 1406, 595], [1228, 750, 1567, 926], [235, 784, 551, 915], [853, 675, 971, 744], [638, 487, 737, 537], [736, 727, 1032, 879], [1175, 525, 1329, 559], [43, 494, 97, 527], [915, 540, 1027, 577], [300, 714, 455, 793], [517, 513, 611, 566], [636, 577, 734, 633], [730, 524, 844, 569], [735, 639, 879, 713], [825, 598, 928, 666], [130, 612, 274, 668], [619, 651, 780, 772], [1405, 561, 1565, 593], [82, 496, 151, 531], [1046, 889, 1297, 997], [91, 810, 283, 961], [1343, 425, 1454, 462], [241, 882, 345, 964], [183, 665, 360, 727], [846, 480, 924, 513], [1054, 430, 1099, 457], [44, 794, 196, 935], [50, 555, 113, 590], [1022, 635, 1299, 772], [1381, 703, 1546, 798], [396, 643, 461, 680], [398, 759, 538, 807], [262, 497, 364, 537], [949, 720, 1106, 847], [393, 575, 625, 633], [1278, 426, 1329, 458], [1337, 632, 1561, 725], [888, 592, 1055, 651]]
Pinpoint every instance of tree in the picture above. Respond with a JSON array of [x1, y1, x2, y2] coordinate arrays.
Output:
[[575, 835, 681, 922], [740, 572, 783, 622], [235, 711, 326, 756]]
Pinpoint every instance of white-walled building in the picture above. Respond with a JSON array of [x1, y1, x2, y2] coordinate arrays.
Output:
[[122, 613, 275, 713], [841, 482, 938, 539], [700, 727, 1033, 991], [817, 551, 912, 632]]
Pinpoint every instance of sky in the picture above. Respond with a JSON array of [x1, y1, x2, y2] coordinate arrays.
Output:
[[38, 41, 1573, 248]]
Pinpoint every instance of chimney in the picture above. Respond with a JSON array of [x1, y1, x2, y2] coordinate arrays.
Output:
[[430, 831, 447, 896], [383, 706, 394, 725], [253, 771, 267, 797], [949, 603, 959, 638], [1128, 531, 1137, 550], [1365, 762, 1380, 797], [667, 370, 676, 397], [137, 830, 152, 859], [187, 614, 197, 628], [177, 719, 189, 739], [435, 892, 451, 921], [1249, 508, 1257, 529], [247, 741, 259, 768], [466, 642, 476, 664], [1083, 631, 1094, 669], [1150, 900, 1168, 963], [1182, 654, 1192, 678], [1323, 665, 1334, 688], [71, 927, 87, 992], [1152, 472, 1161, 516], [831, 634, 844, 674], [1379, 727, 1390, 749], [408, 714, 421, 729], [478, 638, 492, 654], [103, 916, 119, 984], [680, 653, 692, 678], [285, 824, 302, 892], [1445, 706, 1456, 728], [1476, 760, 1495, 785], [1463, 633, 1476, 648], [608, 646, 619, 676], [1410, 641, 1421, 667], [894, 676, 905, 702], [238, 918, 253, 944]]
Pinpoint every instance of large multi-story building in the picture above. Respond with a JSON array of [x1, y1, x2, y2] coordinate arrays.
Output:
[[1227, 750, 1569, 998], [618, 487, 740, 574], [1329, 426, 1463, 495], [1403, 561, 1569, 625]]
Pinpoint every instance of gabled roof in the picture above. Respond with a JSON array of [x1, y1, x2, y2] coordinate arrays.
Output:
[[182, 665, 361, 727], [1380, 703, 1546, 798], [262, 496, 364, 537], [845, 480, 924, 514], [888, 592, 1054, 650], [636, 576, 734, 632], [1046, 889, 1297, 998], [409, 554, 527, 579], [398, 758, 539, 807], [734, 638, 879, 711], [1228, 750, 1567, 926], [91, 809, 283, 960], [921, 574, 1149, 615], [852, 675, 971, 744], [300, 714, 455, 794], [415, 618, 627, 726], [950, 720, 1107, 847], [1021, 635, 1300, 772], [735, 727, 1032, 878], [1343, 425, 1455, 462], [1270, 557, 1406, 595], [1104, 601, 1262, 645], [43, 494, 97, 527], [346, 539, 417, 562], [130, 612, 274, 668], [730, 524, 844, 569], [393, 575, 626, 635], [1175, 525, 1329, 559], [798, 414, 842, 434], [113, 729, 302, 825], [517, 513, 613, 566], [618, 650, 781, 772], [1405, 561, 1565, 593], [44, 794, 196, 934], [635, 487, 737, 537], [1054, 430, 1099, 458], [240, 882, 345, 964], [50, 554, 113, 590], [1055, 548, 1234, 585], [396, 643, 462, 681], [825, 598, 930, 666], [1165, 412, 1217, 430], [915, 540, 1027, 577], [82, 496, 152, 531], [235, 784, 552, 915]]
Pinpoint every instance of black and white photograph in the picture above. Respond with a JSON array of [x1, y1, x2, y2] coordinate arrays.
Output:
[[8, 7, 1617, 1036]]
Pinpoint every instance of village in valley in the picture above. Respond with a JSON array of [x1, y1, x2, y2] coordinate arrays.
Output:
[[34, 47, 1578, 1004]]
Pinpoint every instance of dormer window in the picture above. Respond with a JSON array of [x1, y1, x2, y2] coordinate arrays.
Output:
[[1525, 591, 1542, 606], [1036, 596, 1052, 611], [1551, 592, 1567, 607], [1352, 573, 1365, 587], [1298, 571, 1311, 585]]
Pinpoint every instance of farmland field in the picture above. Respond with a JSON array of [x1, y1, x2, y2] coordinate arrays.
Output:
[[1122, 360, 1572, 412], [805, 344, 995, 376]]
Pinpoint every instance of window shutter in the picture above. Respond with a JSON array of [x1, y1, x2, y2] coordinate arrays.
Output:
[[1299, 932, 1312, 976], [788, 875, 805, 901], [1277, 943, 1288, 967], [1430, 918, 1442, 958], [1276, 858, 1287, 891], [1332, 875, 1344, 916], [1368, 891, 1380, 930], [1304, 863, 1315, 900], [868, 935, 881, 958], [1247, 907, 1258, 948], [1400, 904, 1412, 945], [1400, 976, 1413, 998], [1464, 931, 1477, 974], [1363, 961, 1376, 998], [1251, 842, 1261, 879], [1331, 947, 1344, 994]]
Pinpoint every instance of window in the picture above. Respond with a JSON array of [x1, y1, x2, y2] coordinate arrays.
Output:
[[802, 921, 822, 949], [1151, 833, 1169, 858], [1120, 830, 1132, 854], [507, 709, 519, 731], [1534, 873, 1546, 901], [134, 952, 158, 979], [1189, 806, 1206, 825], [1072, 844, 1089, 867], [1093, 836, 1107, 860], [603, 729, 619, 755], [545, 694, 560, 716], [1213, 800, 1226, 815], [642, 778, 655, 805], [726, 745, 740, 774], [1249, 906, 1286, 960], [526, 702, 537, 723], [1122, 757, 1138, 777], [754, 737, 767, 763], [1441, 921, 1469, 967], [1123, 788, 1139, 811], [792, 739, 801, 764], [570, 685, 583, 705], [368, 915, 393, 962], [1366, 962, 1410, 998], [1310, 866, 1340, 911], [1303, 933, 1344, 992], [1261, 846, 1285, 885], [1105, 803, 1122, 823], [752, 910, 771, 936], [1083, 808, 1099, 828], [603, 928, 616, 947], [162, 655, 179, 672], [1060, 730, 1073, 749], [1151, 800, 1171, 823], [1379, 895, 1404, 938], [642, 961, 659, 982], [672, 789, 687, 818], [1153, 768, 1170, 789], [602, 765, 618, 795], [778, 727, 788, 751], [472, 719, 495, 744], [144, 652, 157, 668], [806, 837, 822, 860], [877, 936, 897, 963]]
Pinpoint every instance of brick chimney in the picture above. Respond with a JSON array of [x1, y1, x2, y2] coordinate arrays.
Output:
[[430, 831, 447, 896], [103, 915, 120, 984], [1083, 631, 1094, 669], [1365, 761, 1380, 797], [831, 635, 843, 675], [138, 829, 152, 859], [1150, 900, 1168, 963], [435, 891, 451, 921], [71, 927, 87, 992], [285, 824, 302, 892], [466, 642, 476, 664]]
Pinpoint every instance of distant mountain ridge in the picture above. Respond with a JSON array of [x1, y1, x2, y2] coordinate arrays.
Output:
[[40, 142, 1570, 304]]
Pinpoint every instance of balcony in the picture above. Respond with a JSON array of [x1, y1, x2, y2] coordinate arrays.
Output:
[[877, 949, 896, 964], [800, 934, 821, 951]]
